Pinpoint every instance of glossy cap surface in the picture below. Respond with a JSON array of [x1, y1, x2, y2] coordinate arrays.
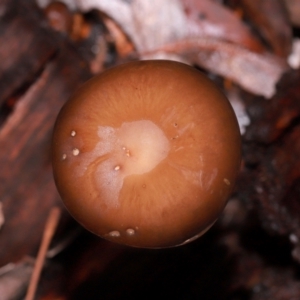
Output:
[[52, 60, 241, 248]]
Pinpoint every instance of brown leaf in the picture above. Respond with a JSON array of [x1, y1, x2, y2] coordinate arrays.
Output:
[[182, 0, 265, 53], [0, 0, 57, 107], [241, 0, 292, 57], [284, 0, 300, 27], [0, 0, 91, 266], [244, 69, 300, 143], [152, 38, 289, 98], [77, 0, 187, 52], [0, 258, 34, 300]]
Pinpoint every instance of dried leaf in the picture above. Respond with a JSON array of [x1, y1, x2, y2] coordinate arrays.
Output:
[[101, 15, 135, 58], [0, 258, 34, 300], [154, 38, 289, 98], [182, 0, 264, 53], [241, 0, 292, 57], [288, 39, 300, 69], [77, 0, 187, 52], [284, 0, 300, 27], [0, 0, 91, 266], [76, 0, 288, 97], [244, 70, 300, 143]]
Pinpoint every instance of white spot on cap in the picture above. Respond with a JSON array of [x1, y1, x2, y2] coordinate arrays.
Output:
[[114, 165, 120, 171], [62, 154, 67, 160], [73, 148, 80, 156], [122, 146, 131, 157], [109, 230, 120, 237], [71, 130, 76, 137], [126, 228, 135, 236]]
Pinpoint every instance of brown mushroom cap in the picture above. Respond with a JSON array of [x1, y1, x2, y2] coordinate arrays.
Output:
[[52, 60, 241, 248]]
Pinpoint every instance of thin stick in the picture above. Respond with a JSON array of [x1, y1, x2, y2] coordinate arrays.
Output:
[[25, 207, 61, 300]]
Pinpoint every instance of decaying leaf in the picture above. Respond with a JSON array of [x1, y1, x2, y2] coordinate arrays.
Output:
[[240, 0, 292, 57], [182, 0, 264, 53], [288, 39, 300, 69], [0, 258, 34, 300], [77, 0, 187, 52], [39, 0, 289, 97], [152, 38, 289, 98], [0, 0, 91, 267], [284, 0, 300, 27]]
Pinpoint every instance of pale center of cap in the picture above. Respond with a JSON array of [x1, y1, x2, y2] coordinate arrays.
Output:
[[116, 120, 170, 175]]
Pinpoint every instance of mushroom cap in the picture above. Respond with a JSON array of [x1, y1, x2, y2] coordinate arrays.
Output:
[[52, 60, 241, 248]]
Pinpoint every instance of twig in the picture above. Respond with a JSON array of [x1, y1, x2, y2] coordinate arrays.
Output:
[[25, 207, 61, 300]]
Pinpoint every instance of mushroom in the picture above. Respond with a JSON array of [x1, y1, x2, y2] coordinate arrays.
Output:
[[52, 60, 241, 248]]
